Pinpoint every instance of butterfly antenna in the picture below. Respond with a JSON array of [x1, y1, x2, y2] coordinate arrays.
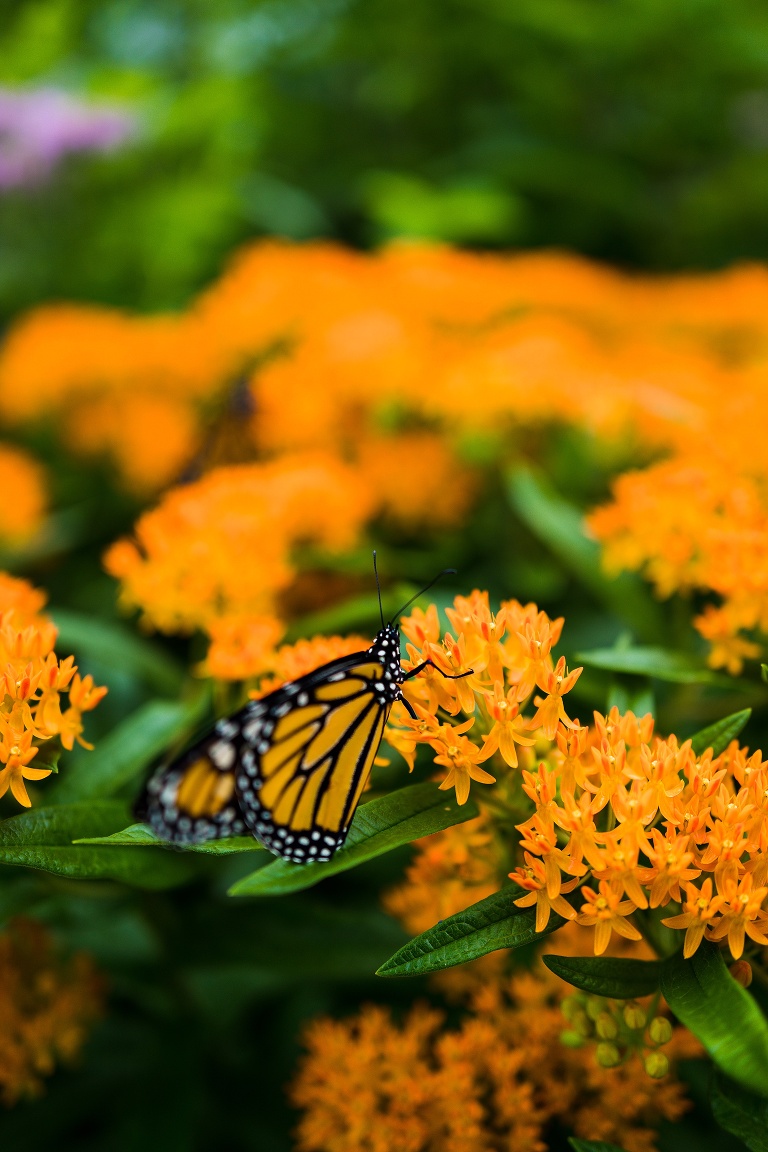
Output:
[[372, 550, 384, 628], [390, 568, 457, 624]]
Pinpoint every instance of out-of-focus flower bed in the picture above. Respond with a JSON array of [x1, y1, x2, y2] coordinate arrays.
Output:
[[4, 243, 768, 675]]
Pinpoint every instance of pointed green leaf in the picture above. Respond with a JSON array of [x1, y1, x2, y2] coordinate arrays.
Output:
[[229, 782, 478, 896], [0, 804, 193, 887], [660, 941, 768, 1097], [577, 646, 718, 684], [690, 709, 752, 757], [543, 954, 662, 999], [33, 742, 61, 774], [711, 1073, 768, 1151], [76, 823, 263, 855], [50, 608, 184, 695], [506, 467, 663, 643], [376, 884, 566, 977], [55, 694, 209, 803]]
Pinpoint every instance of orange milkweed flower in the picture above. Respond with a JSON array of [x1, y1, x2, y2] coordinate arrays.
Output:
[[0, 918, 104, 1106], [384, 702, 443, 773], [706, 873, 768, 960], [554, 722, 594, 795], [520, 762, 559, 816], [105, 455, 373, 679], [432, 720, 496, 806], [633, 742, 686, 822], [637, 828, 700, 908], [591, 835, 649, 910], [516, 812, 570, 898], [661, 878, 726, 958], [478, 681, 537, 768], [510, 852, 579, 932], [576, 881, 643, 955], [0, 446, 46, 545], [552, 789, 605, 875], [0, 575, 105, 807], [445, 590, 508, 684], [529, 657, 582, 739], [605, 780, 659, 855], [399, 603, 441, 650]]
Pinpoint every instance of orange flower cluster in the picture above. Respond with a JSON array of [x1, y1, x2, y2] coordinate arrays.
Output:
[[104, 455, 372, 678], [386, 593, 768, 963], [8, 241, 768, 664], [0, 573, 106, 807], [386, 591, 581, 806], [0, 445, 46, 545], [0, 918, 104, 1106], [249, 633, 372, 698], [290, 956, 696, 1152]]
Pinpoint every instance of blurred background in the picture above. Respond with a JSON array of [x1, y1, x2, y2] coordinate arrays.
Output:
[[1, 2, 767, 1150], [4, 0, 768, 325]]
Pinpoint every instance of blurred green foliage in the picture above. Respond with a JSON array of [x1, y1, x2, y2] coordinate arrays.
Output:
[[4, 0, 768, 320]]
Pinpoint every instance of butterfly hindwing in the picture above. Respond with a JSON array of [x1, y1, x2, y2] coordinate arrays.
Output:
[[139, 720, 249, 844]]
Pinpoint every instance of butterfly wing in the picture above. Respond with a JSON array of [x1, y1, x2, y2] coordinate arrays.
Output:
[[137, 720, 249, 844], [234, 653, 390, 863]]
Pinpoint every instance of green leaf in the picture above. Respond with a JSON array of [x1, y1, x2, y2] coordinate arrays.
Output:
[[569, 1140, 628, 1152], [569, 1141, 628, 1152], [33, 742, 61, 774], [0, 804, 193, 888], [577, 645, 719, 684], [55, 694, 209, 803], [229, 782, 478, 896], [506, 467, 663, 643], [711, 1072, 768, 1151], [376, 884, 566, 977], [660, 941, 768, 1098], [50, 608, 184, 695], [76, 823, 263, 855], [182, 901, 408, 980], [690, 709, 752, 757], [543, 954, 662, 999]]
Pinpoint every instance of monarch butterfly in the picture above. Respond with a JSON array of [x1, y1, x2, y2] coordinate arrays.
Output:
[[137, 558, 472, 864]]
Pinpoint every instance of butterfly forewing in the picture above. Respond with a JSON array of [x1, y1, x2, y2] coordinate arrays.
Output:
[[235, 655, 393, 862]]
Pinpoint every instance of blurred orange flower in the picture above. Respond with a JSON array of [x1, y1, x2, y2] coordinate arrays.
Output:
[[0, 574, 106, 807], [0, 918, 104, 1106]]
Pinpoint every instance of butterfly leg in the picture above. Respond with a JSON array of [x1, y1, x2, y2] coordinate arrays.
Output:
[[402, 660, 473, 681]]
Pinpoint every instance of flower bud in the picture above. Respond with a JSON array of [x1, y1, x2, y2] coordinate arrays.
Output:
[[572, 1009, 592, 1037], [623, 1003, 647, 1031], [586, 996, 606, 1022], [644, 1051, 669, 1079], [560, 996, 582, 1022], [560, 1029, 585, 1049], [730, 960, 753, 988], [596, 1042, 621, 1068], [648, 1017, 672, 1046], [596, 1012, 618, 1040]]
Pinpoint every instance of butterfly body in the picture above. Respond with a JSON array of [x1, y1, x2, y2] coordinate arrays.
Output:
[[140, 623, 407, 863]]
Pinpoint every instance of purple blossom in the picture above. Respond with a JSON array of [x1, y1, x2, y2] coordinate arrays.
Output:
[[0, 87, 137, 189]]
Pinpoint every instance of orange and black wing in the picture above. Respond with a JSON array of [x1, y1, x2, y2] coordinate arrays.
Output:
[[234, 655, 390, 863], [137, 719, 249, 844]]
